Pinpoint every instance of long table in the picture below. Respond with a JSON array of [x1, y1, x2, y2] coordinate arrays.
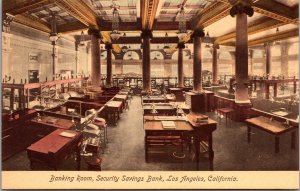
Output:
[[144, 114, 217, 170], [27, 129, 83, 170], [30, 115, 75, 130], [245, 116, 298, 153]]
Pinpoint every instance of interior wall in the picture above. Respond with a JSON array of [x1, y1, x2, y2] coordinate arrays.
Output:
[[2, 22, 90, 83]]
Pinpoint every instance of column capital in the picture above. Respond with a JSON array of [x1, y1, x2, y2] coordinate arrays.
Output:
[[88, 28, 101, 38], [141, 30, 153, 39], [230, 1, 254, 17], [212, 43, 220, 49], [191, 29, 205, 38], [105, 43, 113, 50], [177, 42, 185, 49], [264, 42, 272, 48]]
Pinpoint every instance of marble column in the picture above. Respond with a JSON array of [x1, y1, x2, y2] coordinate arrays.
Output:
[[265, 42, 271, 77], [192, 30, 205, 92], [105, 43, 113, 87], [212, 44, 219, 85], [88, 28, 101, 86], [230, 2, 253, 103], [141, 30, 152, 92], [177, 43, 185, 87]]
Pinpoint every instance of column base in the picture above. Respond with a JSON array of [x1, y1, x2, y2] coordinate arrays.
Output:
[[234, 102, 252, 122]]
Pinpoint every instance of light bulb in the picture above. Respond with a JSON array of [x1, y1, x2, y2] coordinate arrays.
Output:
[[220, 114, 224, 119]]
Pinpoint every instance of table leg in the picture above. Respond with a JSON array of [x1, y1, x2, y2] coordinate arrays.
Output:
[[247, 125, 251, 143], [208, 133, 214, 171], [145, 136, 148, 162], [275, 136, 280, 153], [194, 135, 200, 170], [291, 131, 296, 149], [76, 146, 81, 170]]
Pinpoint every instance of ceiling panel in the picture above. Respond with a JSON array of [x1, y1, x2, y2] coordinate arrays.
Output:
[[273, 0, 298, 7]]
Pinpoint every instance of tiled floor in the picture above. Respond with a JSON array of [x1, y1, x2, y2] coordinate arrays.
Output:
[[2, 96, 299, 171]]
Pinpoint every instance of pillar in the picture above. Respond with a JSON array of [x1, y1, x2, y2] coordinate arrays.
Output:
[[88, 28, 101, 86], [141, 30, 152, 92], [265, 42, 271, 77], [75, 40, 79, 75], [105, 43, 113, 87], [280, 42, 290, 77], [192, 30, 205, 92], [230, 1, 253, 103], [212, 44, 219, 85], [249, 49, 254, 76], [177, 43, 185, 87]]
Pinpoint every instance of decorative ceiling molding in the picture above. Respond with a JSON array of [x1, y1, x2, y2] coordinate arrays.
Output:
[[57, 21, 88, 33], [55, 0, 98, 27], [216, 18, 286, 44], [4, 0, 51, 14], [14, 14, 51, 33], [141, 0, 159, 30], [193, 1, 231, 29], [249, 28, 298, 46]]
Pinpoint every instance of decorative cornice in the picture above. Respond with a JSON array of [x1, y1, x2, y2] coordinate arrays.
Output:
[[105, 43, 113, 50], [14, 14, 51, 33], [177, 43, 185, 49], [141, 30, 153, 39], [191, 30, 205, 38], [141, 0, 159, 30], [88, 28, 101, 38], [230, 3, 254, 17]]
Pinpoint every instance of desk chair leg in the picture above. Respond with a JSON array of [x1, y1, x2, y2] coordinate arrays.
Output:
[[291, 131, 296, 149]]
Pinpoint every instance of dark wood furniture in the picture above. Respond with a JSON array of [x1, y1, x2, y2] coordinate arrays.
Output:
[[216, 107, 234, 126], [144, 113, 217, 170], [142, 103, 176, 115], [27, 129, 83, 170], [104, 101, 123, 125], [30, 115, 75, 130], [245, 116, 298, 153], [169, 88, 185, 102], [142, 96, 167, 103]]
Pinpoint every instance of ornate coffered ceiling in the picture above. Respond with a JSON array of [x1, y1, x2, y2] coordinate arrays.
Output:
[[3, 0, 299, 48]]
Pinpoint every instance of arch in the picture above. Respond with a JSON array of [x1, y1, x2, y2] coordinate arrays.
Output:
[[100, 51, 115, 60], [150, 50, 164, 60], [171, 50, 191, 60], [123, 50, 140, 60]]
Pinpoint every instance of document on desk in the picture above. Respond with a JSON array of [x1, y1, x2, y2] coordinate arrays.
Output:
[[60, 131, 76, 138], [161, 121, 176, 129]]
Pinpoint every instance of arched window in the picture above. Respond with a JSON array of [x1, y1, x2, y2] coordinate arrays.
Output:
[[123, 51, 140, 60], [288, 42, 299, 55], [150, 51, 164, 60], [271, 45, 281, 56], [100, 51, 115, 60], [171, 50, 191, 60]]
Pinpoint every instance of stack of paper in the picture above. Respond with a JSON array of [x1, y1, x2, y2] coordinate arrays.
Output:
[[162, 121, 176, 129], [60, 132, 76, 138]]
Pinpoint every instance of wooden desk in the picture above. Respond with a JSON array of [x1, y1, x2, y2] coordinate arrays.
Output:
[[30, 115, 75, 130], [113, 94, 128, 110], [142, 96, 167, 103], [27, 129, 83, 170], [144, 114, 217, 170], [142, 103, 176, 115], [105, 101, 123, 125], [245, 116, 298, 153]]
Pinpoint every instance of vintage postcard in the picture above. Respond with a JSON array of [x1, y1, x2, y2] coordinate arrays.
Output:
[[1, 0, 299, 189]]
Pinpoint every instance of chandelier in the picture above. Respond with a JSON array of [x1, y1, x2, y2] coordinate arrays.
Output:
[[177, 6, 187, 41], [204, 31, 211, 48], [49, 12, 58, 43], [273, 27, 281, 46], [79, 31, 85, 46], [163, 32, 170, 53], [110, 5, 121, 41]]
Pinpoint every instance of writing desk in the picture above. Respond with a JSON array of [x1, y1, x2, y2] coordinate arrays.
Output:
[[27, 129, 82, 170], [105, 101, 123, 125], [245, 116, 298, 153], [113, 94, 128, 109], [30, 115, 75, 130], [144, 114, 217, 170], [142, 96, 167, 103]]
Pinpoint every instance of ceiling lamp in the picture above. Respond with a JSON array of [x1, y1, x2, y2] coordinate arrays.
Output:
[[163, 32, 170, 53], [177, 6, 187, 41], [79, 31, 85, 46], [110, 5, 121, 41], [204, 31, 211, 48], [274, 27, 281, 46], [49, 12, 58, 43], [121, 45, 128, 52]]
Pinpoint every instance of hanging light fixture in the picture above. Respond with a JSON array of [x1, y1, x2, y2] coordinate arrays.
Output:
[[49, 12, 58, 43], [121, 44, 129, 52], [110, 4, 121, 41], [177, 6, 187, 41], [163, 32, 170, 53], [204, 32, 211, 48], [274, 27, 281, 46], [79, 31, 85, 46]]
